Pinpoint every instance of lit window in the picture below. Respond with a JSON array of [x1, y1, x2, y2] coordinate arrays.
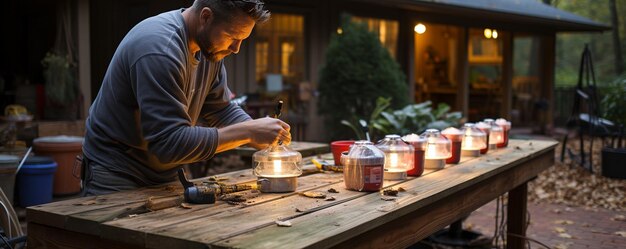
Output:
[[352, 16, 399, 58]]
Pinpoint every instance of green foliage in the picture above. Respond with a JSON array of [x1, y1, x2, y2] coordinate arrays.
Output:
[[42, 52, 77, 106], [553, 0, 626, 86], [318, 14, 409, 140], [342, 97, 462, 141], [601, 74, 626, 126]]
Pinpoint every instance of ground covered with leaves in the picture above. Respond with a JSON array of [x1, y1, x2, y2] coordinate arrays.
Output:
[[528, 138, 626, 211]]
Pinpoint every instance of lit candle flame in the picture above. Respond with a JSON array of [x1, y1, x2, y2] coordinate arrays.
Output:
[[426, 139, 437, 159], [273, 159, 282, 174], [390, 153, 398, 167], [465, 136, 474, 149]]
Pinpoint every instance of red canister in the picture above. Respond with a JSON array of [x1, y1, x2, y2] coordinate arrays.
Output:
[[402, 134, 426, 176], [341, 141, 385, 192], [442, 127, 463, 164], [475, 122, 491, 154], [495, 118, 511, 148]]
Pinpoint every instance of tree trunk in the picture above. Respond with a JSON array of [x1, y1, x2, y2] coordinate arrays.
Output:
[[610, 0, 624, 75]]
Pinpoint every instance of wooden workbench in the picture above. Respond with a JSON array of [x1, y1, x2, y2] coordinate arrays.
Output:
[[26, 139, 557, 249]]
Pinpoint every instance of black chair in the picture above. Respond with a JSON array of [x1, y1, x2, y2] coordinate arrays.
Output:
[[560, 44, 618, 172]]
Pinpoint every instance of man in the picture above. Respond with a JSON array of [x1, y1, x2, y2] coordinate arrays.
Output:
[[82, 0, 289, 196]]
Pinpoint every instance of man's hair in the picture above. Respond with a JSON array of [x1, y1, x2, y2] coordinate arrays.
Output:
[[192, 0, 271, 24]]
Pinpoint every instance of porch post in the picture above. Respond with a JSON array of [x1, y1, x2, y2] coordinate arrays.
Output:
[[78, 0, 91, 119]]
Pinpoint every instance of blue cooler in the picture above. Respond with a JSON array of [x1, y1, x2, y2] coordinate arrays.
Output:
[[16, 156, 57, 207]]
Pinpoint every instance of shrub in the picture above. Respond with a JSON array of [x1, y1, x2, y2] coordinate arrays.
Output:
[[318, 14, 409, 140]]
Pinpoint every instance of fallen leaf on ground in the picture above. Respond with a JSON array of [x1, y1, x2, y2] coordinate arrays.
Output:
[[611, 215, 625, 222], [276, 220, 292, 227], [554, 220, 574, 225], [554, 227, 566, 233], [554, 242, 572, 249], [325, 196, 336, 201], [615, 231, 626, 237], [558, 233, 572, 239], [327, 188, 339, 193]]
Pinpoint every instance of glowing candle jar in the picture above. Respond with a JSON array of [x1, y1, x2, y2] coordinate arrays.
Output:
[[420, 129, 452, 170], [253, 144, 302, 193], [461, 123, 487, 157], [475, 122, 492, 154], [484, 119, 504, 150], [495, 118, 512, 148], [376, 135, 414, 180], [441, 127, 463, 164], [342, 141, 385, 192], [402, 134, 426, 176]]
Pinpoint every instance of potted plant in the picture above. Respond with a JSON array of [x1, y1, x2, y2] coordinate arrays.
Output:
[[41, 52, 79, 120], [600, 74, 626, 179]]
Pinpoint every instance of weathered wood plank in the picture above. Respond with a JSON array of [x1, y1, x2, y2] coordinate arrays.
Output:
[[28, 168, 257, 231], [27, 222, 136, 249], [331, 151, 554, 249], [134, 142, 521, 249], [99, 171, 346, 247], [211, 140, 556, 248]]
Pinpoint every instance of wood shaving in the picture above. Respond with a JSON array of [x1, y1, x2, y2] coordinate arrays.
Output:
[[128, 214, 138, 218], [615, 231, 626, 237], [299, 191, 326, 198], [554, 227, 566, 233], [73, 199, 97, 206], [276, 220, 292, 227], [180, 203, 192, 209]]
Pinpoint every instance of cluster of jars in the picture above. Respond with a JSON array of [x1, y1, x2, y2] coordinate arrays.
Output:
[[251, 118, 512, 193], [340, 118, 512, 192]]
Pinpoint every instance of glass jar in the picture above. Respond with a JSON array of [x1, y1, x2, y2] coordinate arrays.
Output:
[[420, 129, 451, 170], [495, 118, 512, 148], [376, 135, 414, 180], [253, 144, 302, 192], [341, 141, 385, 191], [461, 123, 487, 157]]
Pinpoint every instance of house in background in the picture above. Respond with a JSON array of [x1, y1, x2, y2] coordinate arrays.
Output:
[[1, 0, 609, 142]]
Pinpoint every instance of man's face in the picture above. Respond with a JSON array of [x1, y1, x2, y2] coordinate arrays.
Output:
[[196, 10, 255, 62]]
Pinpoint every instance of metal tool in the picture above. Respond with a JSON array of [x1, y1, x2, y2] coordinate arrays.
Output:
[[274, 100, 283, 145], [177, 168, 219, 204]]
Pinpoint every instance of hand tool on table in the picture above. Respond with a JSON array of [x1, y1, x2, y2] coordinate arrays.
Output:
[[274, 100, 284, 145], [177, 169, 256, 204]]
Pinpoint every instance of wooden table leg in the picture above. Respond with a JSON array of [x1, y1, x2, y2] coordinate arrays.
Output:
[[507, 181, 528, 249]]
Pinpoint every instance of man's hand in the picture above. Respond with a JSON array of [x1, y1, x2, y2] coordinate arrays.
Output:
[[246, 117, 291, 147], [216, 117, 291, 153]]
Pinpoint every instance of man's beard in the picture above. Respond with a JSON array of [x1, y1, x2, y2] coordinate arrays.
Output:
[[202, 50, 231, 62], [197, 35, 230, 62]]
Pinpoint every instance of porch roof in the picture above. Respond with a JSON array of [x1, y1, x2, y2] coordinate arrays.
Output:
[[381, 0, 610, 32]]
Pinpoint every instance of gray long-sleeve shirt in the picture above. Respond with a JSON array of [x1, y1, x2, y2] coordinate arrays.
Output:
[[83, 9, 251, 185]]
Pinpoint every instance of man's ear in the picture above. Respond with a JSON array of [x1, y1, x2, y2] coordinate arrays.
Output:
[[200, 7, 214, 25]]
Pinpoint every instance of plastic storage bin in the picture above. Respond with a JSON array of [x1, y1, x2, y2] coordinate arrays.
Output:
[[33, 136, 83, 195], [16, 156, 57, 207], [0, 154, 20, 205]]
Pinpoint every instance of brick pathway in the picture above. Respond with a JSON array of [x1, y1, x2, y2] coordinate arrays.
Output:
[[465, 200, 626, 249]]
